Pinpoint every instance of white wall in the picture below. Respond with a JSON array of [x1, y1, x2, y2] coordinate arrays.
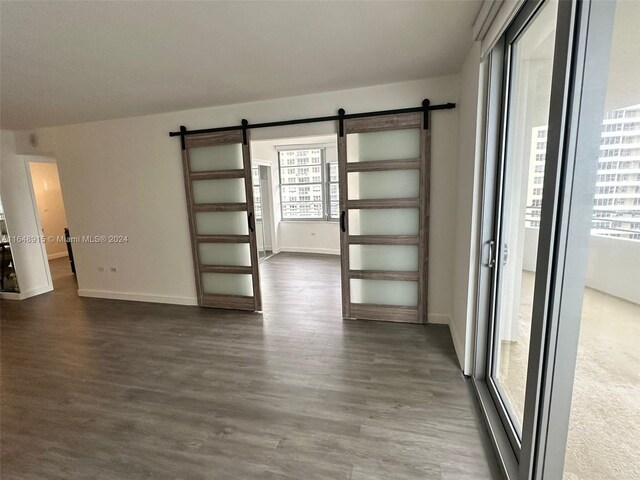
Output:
[[0, 131, 53, 299], [451, 43, 484, 372], [586, 236, 640, 304], [523, 227, 640, 305], [12, 76, 460, 321], [277, 221, 340, 255], [28, 161, 69, 259], [522, 227, 539, 272]]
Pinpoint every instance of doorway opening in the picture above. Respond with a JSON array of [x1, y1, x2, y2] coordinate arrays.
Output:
[[26, 158, 75, 290], [251, 164, 275, 262], [250, 135, 342, 317]]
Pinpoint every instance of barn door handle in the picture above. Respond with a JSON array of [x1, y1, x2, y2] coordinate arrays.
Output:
[[248, 212, 255, 232], [340, 211, 346, 232]]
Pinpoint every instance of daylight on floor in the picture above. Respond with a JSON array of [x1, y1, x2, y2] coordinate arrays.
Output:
[[1, 1, 638, 480]]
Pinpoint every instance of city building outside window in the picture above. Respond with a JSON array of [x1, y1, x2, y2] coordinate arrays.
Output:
[[526, 105, 640, 239], [278, 148, 338, 220]]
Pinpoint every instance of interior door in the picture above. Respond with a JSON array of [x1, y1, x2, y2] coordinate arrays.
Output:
[[180, 130, 262, 311], [338, 112, 429, 323]]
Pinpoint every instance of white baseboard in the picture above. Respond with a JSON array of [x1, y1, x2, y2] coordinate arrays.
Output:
[[277, 247, 340, 256], [427, 313, 450, 325], [448, 322, 467, 373], [48, 251, 69, 260], [1, 284, 54, 300], [78, 289, 198, 306], [0, 291, 23, 300], [23, 284, 55, 299]]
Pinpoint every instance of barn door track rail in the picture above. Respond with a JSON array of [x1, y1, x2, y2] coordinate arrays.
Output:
[[169, 99, 456, 149]]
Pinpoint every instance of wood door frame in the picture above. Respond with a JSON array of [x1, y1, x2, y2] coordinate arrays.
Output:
[[338, 112, 430, 323], [180, 130, 262, 311]]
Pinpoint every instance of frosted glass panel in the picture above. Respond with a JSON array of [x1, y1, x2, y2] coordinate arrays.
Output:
[[349, 245, 418, 271], [348, 209, 419, 235], [198, 243, 251, 266], [348, 129, 420, 162], [349, 170, 419, 200], [189, 143, 244, 172], [350, 279, 418, 306], [192, 178, 246, 204], [195, 212, 249, 235], [201, 273, 253, 296]]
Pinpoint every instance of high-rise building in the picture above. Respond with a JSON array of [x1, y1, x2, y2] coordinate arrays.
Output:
[[526, 104, 640, 240]]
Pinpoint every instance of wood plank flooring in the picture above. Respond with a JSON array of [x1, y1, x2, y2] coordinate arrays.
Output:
[[1, 253, 498, 479]]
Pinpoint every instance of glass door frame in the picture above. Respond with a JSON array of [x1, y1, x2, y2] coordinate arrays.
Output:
[[474, 0, 564, 464], [471, 0, 614, 478], [483, 0, 556, 456], [520, 1, 617, 478]]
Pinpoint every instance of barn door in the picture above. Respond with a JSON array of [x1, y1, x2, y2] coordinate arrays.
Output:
[[181, 129, 262, 311], [338, 112, 429, 323]]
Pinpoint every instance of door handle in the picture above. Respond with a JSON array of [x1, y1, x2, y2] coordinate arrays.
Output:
[[248, 212, 255, 232], [340, 211, 346, 232], [486, 240, 496, 268]]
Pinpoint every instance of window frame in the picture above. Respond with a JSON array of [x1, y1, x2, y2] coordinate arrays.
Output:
[[277, 147, 338, 222], [251, 166, 263, 221], [326, 161, 340, 220]]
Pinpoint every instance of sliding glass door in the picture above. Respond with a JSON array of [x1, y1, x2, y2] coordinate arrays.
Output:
[[474, 0, 638, 479], [551, 1, 640, 478], [485, 0, 559, 450]]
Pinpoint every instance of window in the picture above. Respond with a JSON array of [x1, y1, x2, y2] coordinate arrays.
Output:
[[601, 135, 621, 145], [599, 160, 618, 170], [604, 109, 625, 119], [625, 108, 640, 118], [600, 148, 620, 157], [327, 162, 339, 219], [604, 122, 623, 132], [252, 167, 262, 220], [278, 148, 338, 220]]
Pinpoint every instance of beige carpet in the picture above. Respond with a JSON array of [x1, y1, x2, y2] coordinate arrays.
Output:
[[498, 271, 639, 479]]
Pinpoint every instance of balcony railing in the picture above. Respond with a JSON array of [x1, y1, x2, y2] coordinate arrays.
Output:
[[525, 206, 640, 239]]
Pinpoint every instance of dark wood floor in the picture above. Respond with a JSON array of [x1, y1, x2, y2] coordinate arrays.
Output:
[[1, 253, 498, 479]]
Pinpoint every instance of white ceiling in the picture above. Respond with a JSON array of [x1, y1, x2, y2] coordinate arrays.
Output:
[[0, 0, 482, 130]]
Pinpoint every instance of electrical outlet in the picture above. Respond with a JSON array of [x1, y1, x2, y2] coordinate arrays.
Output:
[[110, 267, 117, 272]]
